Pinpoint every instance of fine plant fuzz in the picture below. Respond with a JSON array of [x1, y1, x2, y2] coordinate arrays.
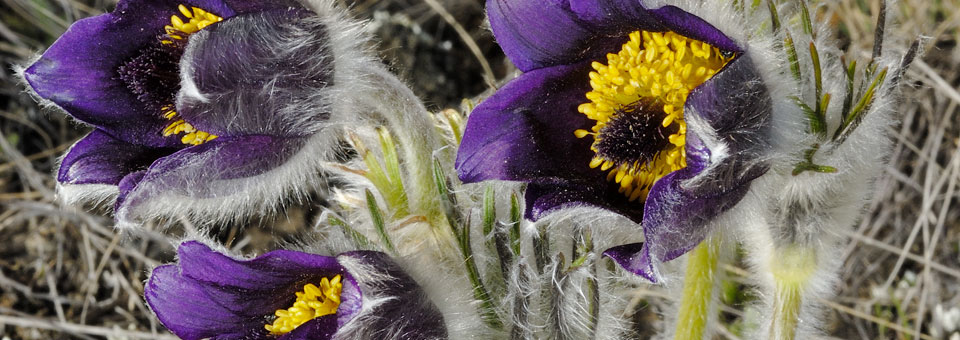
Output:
[[3, 0, 941, 339]]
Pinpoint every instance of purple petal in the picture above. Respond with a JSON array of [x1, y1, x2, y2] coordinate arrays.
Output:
[[145, 265, 263, 340], [489, 1, 738, 71], [487, 0, 604, 72], [280, 315, 338, 340], [58, 129, 173, 185], [616, 54, 773, 281], [23, 0, 304, 148], [177, 241, 343, 291], [685, 54, 770, 158], [602, 242, 657, 282], [114, 134, 306, 214], [337, 251, 448, 340], [456, 62, 600, 184], [648, 6, 741, 53], [176, 8, 333, 137], [568, 0, 660, 31], [146, 242, 360, 340], [525, 182, 643, 223], [23, 0, 188, 148]]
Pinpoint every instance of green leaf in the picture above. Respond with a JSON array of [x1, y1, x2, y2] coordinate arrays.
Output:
[[509, 192, 522, 255], [766, 0, 780, 32], [785, 32, 801, 80], [799, 0, 814, 37], [328, 215, 371, 249], [789, 96, 824, 135], [377, 127, 409, 216], [810, 42, 825, 136], [482, 185, 496, 236], [837, 67, 889, 142], [365, 189, 396, 253]]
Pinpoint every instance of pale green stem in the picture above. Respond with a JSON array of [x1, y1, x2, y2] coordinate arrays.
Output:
[[674, 234, 721, 340], [769, 245, 817, 340]]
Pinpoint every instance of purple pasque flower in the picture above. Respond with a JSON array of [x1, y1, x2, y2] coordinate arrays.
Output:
[[145, 241, 447, 340], [455, 0, 772, 282], [22, 0, 346, 227]]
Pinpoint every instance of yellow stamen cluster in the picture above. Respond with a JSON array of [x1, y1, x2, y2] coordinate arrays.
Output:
[[265, 275, 343, 335], [159, 5, 222, 145], [161, 4, 223, 44], [575, 30, 733, 201], [160, 105, 218, 145]]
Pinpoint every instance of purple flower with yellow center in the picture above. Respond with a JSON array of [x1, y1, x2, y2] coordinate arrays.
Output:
[[455, 0, 772, 281], [22, 0, 347, 227], [145, 241, 447, 340]]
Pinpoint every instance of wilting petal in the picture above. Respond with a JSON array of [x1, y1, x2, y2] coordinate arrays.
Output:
[[456, 63, 599, 184], [115, 135, 307, 224], [176, 7, 334, 137], [58, 129, 174, 185]]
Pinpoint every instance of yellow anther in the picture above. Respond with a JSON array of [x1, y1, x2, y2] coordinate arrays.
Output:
[[160, 110, 218, 145], [589, 158, 604, 168], [178, 4, 192, 18], [576, 30, 732, 203], [170, 15, 184, 28], [266, 275, 343, 335], [601, 160, 614, 171]]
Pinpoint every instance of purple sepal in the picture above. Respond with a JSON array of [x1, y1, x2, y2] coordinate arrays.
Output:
[[145, 241, 353, 340], [602, 242, 656, 282], [461, 1, 773, 281], [115, 135, 306, 213], [146, 242, 447, 340], [649, 6, 741, 53], [487, 0, 738, 72], [603, 53, 773, 282], [525, 182, 643, 223], [58, 129, 174, 185], [176, 8, 332, 137], [456, 62, 599, 184], [282, 316, 338, 340], [22, 0, 304, 148]]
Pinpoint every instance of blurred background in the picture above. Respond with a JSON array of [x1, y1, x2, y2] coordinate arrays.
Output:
[[0, 0, 957, 339]]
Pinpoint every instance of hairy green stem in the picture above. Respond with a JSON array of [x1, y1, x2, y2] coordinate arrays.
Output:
[[674, 234, 721, 340], [769, 245, 817, 340]]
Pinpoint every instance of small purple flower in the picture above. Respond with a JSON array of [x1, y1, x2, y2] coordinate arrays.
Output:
[[455, 0, 772, 281], [22, 0, 350, 227], [145, 241, 447, 340]]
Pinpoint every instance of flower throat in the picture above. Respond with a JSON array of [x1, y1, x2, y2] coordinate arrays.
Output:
[[575, 30, 733, 202], [117, 4, 222, 146]]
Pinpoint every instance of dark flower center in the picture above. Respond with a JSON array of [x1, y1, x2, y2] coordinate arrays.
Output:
[[574, 30, 734, 201], [114, 4, 223, 146], [117, 42, 184, 113], [593, 100, 678, 167]]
